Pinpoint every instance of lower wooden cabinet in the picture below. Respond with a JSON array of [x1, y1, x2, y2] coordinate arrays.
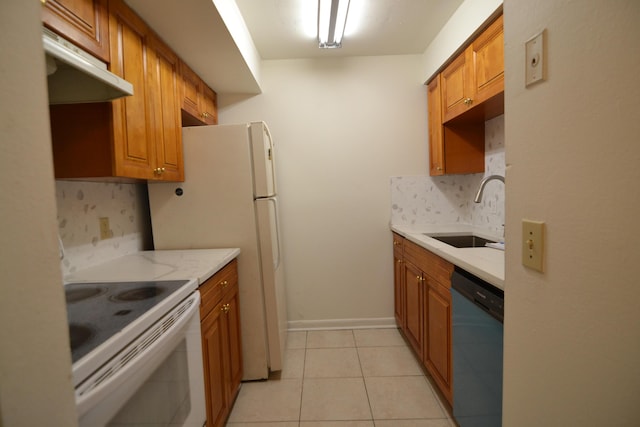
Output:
[[200, 259, 243, 427], [393, 233, 405, 328], [425, 277, 452, 404], [392, 233, 454, 405]]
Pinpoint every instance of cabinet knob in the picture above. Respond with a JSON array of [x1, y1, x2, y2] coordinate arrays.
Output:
[[220, 280, 229, 288], [41, 0, 46, 4], [463, 97, 473, 106], [221, 303, 231, 313], [393, 241, 400, 246]]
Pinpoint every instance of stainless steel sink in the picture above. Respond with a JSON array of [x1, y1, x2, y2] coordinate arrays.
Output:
[[423, 233, 496, 248]]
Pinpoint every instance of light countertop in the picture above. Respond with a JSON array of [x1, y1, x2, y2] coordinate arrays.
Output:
[[391, 224, 505, 290], [64, 248, 241, 285]]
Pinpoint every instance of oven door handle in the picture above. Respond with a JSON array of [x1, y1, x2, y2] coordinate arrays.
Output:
[[75, 292, 201, 421]]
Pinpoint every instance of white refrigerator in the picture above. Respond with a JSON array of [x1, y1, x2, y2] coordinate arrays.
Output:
[[147, 122, 287, 380]]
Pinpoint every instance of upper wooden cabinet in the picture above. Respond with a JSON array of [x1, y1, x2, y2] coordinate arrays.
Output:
[[470, 14, 504, 107], [427, 13, 503, 176], [180, 61, 218, 126], [42, 0, 110, 62], [50, 0, 184, 181], [441, 14, 504, 123]]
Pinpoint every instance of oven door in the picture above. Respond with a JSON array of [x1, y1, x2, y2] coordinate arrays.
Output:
[[76, 291, 206, 427]]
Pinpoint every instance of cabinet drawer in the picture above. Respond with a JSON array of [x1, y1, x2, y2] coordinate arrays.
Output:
[[200, 259, 238, 320], [403, 240, 453, 287]]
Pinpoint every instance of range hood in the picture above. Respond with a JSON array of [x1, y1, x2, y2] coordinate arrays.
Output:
[[43, 28, 133, 104]]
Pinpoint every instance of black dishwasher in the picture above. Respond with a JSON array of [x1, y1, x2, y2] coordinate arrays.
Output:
[[451, 267, 504, 427]]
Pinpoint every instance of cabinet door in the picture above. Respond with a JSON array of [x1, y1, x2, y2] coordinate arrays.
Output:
[[427, 75, 444, 176], [109, 0, 156, 180], [201, 301, 228, 427], [149, 35, 184, 181], [403, 261, 424, 359], [425, 279, 452, 404], [441, 52, 470, 122], [393, 254, 405, 328], [180, 61, 202, 122], [42, 0, 109, 62], [222, 283, 243, 403], [201, 84, 218, 125], [470, 14, 504, 105]]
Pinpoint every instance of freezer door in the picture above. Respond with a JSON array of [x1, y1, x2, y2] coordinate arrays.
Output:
[[250, 122, 277, 197], [255, 197, 287, 371]]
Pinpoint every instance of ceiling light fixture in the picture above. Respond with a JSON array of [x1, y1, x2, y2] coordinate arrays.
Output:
[[318, 0, 350, 48]]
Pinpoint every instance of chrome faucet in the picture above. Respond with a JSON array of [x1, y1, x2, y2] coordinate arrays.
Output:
[[474, 175, 505, 203]]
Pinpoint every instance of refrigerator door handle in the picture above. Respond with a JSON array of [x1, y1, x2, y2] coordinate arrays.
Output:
[[269, 197, 282, 270]]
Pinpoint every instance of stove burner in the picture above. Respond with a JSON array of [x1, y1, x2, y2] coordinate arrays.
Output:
[[65, 286, 105, 303], [111, 286, 166, 302], [69, 324, 94, 351]]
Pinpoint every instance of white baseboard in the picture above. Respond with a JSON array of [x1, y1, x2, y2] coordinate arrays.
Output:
[[287, 317, 396, 332]]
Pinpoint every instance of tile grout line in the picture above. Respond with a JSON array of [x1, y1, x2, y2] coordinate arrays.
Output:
[[298, 330, 308, 424], [353, 329, 377, 424]]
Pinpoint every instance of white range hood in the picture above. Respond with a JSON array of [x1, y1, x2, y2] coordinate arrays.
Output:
[[43, 28, 133, 104]]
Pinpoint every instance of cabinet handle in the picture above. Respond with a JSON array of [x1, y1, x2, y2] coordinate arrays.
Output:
[[201, 112, 209, 118], [393, 241, 400, 246], [153, 167, 166, 175]]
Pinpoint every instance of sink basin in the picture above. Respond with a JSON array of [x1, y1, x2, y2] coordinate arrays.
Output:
[[423, 233, 496, 248]]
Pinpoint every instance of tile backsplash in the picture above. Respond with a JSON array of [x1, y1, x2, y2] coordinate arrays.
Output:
[[56, 181, 152, 275], [391, 115, 505, 235]]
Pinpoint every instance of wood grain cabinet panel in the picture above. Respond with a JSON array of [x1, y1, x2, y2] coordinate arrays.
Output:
[[199, 259, 242, 427], [180, 61, 218, 126], [470, 14, 504, 106], [427, 13, 503, 176], [393, 233, 405, 328], [393, 235, 454, 406], [427, 76, 445, 176], [425, 278, 453, 404], [49, 0, 184, 181], [42, 0, 110, 62]]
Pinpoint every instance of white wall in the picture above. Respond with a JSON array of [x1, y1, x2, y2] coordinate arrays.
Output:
[[0, 1, 78, 425], [220, 55, 428, 328], [503, 1, 640, 425]]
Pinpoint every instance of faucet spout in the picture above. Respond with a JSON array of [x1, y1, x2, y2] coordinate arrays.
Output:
[[474, 175, 505, 203]]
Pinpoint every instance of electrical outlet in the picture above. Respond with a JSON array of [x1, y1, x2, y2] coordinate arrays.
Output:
[[525, 30, 546, 87], [99, 217, 111, 240], [522, 219, 544, 272]]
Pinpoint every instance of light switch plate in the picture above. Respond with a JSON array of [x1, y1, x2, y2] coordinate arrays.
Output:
[[525, 30, 546, 87], [522, 219, 545, 272]]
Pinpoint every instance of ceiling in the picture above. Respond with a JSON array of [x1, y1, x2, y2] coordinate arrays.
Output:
[[125, 0, 465, 94], [236, 0, 465, 59]]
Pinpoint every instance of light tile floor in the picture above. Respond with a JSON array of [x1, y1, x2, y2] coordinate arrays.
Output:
[[226, 328, 456, 427]]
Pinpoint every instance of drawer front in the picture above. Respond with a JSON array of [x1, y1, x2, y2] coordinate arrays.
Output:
[[200, 259, 238, 320], [403, 240, 453, 287]]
